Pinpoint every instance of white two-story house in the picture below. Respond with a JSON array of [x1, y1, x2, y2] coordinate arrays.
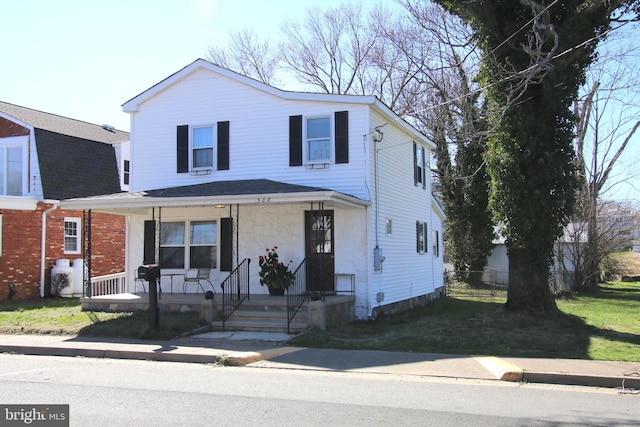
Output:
[[62, 59, 444, 320]]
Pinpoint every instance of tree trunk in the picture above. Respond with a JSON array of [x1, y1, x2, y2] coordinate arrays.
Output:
[[505, 247, 558, 313]]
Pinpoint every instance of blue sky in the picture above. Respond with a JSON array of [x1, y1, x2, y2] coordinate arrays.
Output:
[[1, 0, 343, 131], [2, 0, 638, 202]]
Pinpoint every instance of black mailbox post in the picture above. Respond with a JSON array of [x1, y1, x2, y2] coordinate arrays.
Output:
[[138, 265, 160, 328]]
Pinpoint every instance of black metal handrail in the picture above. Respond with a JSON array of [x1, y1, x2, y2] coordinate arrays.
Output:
[[287, 259, 307, 334], [221, 258, 251, 331]]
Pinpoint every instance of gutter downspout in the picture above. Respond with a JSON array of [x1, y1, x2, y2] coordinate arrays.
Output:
[[40, 201, 59, 298]]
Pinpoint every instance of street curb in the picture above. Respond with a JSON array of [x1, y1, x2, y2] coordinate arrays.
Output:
[[0, 345, 220, 364], [474, 356, 524, 381], [523, 372, 640, 389], [226, 346, 305, 366]]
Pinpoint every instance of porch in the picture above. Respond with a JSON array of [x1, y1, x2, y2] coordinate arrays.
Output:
[[81, 292, 355, 334]]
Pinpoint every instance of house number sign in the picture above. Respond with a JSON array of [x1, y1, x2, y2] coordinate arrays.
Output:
[[257, 198, 271, 203]]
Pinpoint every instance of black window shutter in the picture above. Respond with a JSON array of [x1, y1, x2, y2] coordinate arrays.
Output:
[[413, 141, 418, 186], [220, 217, 233, 272], [289, 115, 303, 166], [335, 110, 349, 164], [143, 220, 156, 265], [424, 222, 428, 252], [217, 121, 230, 170], [177, 125, 189, 173], [416, 221, 420, 253], [422, 147, 427, 189]]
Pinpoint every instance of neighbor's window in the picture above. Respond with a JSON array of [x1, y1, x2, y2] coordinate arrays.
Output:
[[0, 145, 23, 196], [385, 218, 392, 235], [123, 159, 130, 186], [64, 218, 81, 254], [192, 126, 214, 169], [160, 220, 217, 269], [306, 116, 331, 162]]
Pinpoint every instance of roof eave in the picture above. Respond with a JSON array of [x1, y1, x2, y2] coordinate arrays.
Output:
[[60, 190, 369, 212]]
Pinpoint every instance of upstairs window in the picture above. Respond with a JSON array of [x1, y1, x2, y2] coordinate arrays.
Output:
[[177, 122, 229, 173], [414, 142, 426, 189], [64, 218, 81, 254], [306, 116, 331, 163], [289, 111, 348, 166], [0, 145, 23, 196], [192, 126, 214, 169]]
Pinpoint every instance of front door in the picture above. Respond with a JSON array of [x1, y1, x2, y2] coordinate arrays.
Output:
[[305, 210, 335, 293]]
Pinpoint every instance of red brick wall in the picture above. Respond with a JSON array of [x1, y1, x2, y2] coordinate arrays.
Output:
[[0, 203, 125, 301], [0, 116, 29, 138]]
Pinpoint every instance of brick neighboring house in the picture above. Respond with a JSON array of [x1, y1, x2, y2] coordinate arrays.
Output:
[[0, 101, 129, 301]]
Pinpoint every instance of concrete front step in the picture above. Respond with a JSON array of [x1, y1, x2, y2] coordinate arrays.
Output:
[[211, 318, 307, 333], [214, 295, 309, 333]]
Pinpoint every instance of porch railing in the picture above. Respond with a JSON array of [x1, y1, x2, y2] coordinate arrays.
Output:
[[221, 258, 251, 331], [89, 272, 126, 297], [287, 259, 307, 334]]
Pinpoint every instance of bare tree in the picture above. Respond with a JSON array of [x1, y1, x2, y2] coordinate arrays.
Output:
[[565, 29, 640, 290], [208, 29, 280, 86]]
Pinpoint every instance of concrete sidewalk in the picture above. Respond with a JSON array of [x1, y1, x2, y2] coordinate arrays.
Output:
[[0, 333, 639, 390]]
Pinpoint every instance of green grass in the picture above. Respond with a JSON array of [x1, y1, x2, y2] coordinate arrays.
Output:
[[289, 281, 640, 362], [0, 298, 207, 340], [2, 282, 639, 360]]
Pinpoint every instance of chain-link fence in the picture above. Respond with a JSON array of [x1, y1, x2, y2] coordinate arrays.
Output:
[[444, 269, 575, 300]]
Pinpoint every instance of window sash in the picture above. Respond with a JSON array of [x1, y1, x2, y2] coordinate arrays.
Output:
[[160, 220, 217, 269], [417, 221, 427, 254], [123, 160, 130, 186], [306, 117, 331, 162], [1, 146, 23, 196], [192, 126, 214, 169], [64, 218, 81, 254]]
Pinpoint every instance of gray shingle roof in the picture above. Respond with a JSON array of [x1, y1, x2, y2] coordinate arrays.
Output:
[[0, 100, 128, 200], [145, 179, 331, 198], [0, 101, 128, 144]]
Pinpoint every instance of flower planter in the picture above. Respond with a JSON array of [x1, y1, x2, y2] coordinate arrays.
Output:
[[267, 286, 285, 296]]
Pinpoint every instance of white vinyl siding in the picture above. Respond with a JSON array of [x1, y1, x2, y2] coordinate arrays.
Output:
[[128, 68, 368, 199]]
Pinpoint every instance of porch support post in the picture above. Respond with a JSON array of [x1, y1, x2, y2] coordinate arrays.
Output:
[[83, 209, 92, 298]]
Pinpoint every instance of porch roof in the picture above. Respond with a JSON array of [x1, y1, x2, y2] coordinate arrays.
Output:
[[60, 179, 370, 213]]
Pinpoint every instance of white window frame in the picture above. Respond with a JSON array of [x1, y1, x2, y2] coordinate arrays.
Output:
[[0, 214, 3, 257], [415, 145, 425, 187], [160, 220, 218, 269], [64, 217, 82, 254], [0, 140, 25, 196], [385, 218, 392, 235], [123, 159, 130, 186], [432, 230, 440, 257], [417, 221, 427, 255], [304, 115, 333, 164], [191, 125, 216, 171]]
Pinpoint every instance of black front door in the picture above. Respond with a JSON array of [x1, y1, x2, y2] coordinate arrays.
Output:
[[305, 210, 335, 292]]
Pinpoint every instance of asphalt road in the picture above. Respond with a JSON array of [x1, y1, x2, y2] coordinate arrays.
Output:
[[0, 354, 638, 426]]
